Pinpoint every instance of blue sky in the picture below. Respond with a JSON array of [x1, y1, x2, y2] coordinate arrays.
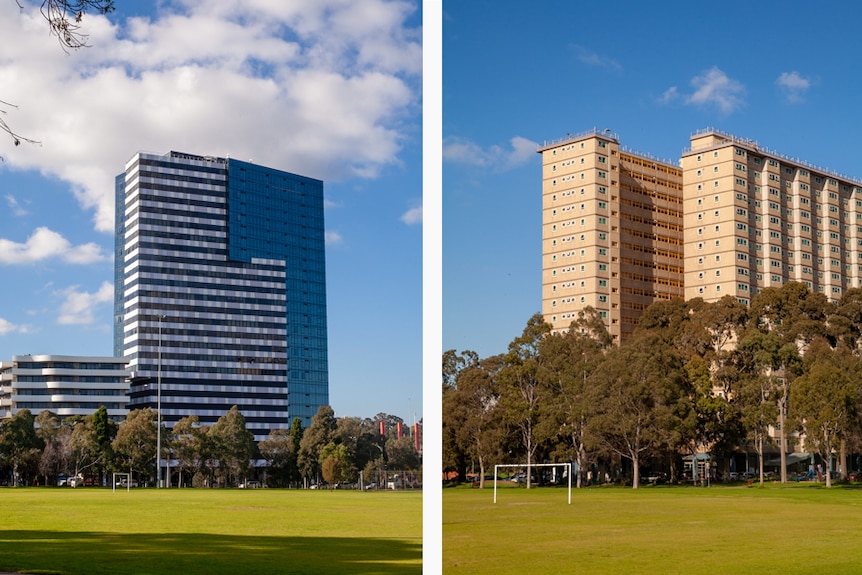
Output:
[[443, 0, 862, 361], [0, 0, 422, 423]]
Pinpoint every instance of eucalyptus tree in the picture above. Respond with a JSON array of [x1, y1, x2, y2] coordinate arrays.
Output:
[[442, 350, 474, 482], [111, 408, 156, 484], [0, 409, 44, 486], [790, 343, 857, 487], [258, 428, 294, 487], [678, 354, 737, 483], [587, 332, 686, 489], [335, 417, 379, 479], [497, 314, 551, 489], [538, 307, 610, 488], [734, 367, 779, 485], [747, 283, 827, 482], [171, 415, 210, 488], [442, 351, 504, 487], [298, 405, 338, 486], [35, 410, 64, 485], [209, 406, 255, 487], [749, 282, 833, 348], [385, 434, 420, 471], [828, 287, 862, 354]]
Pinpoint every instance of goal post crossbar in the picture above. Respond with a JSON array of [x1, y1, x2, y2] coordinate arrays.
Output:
[[493, 463, 572, 505], [112, 472, 131, 493]]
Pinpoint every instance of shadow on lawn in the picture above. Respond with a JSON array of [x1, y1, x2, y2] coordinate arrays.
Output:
[[0, 530, 421, 575]]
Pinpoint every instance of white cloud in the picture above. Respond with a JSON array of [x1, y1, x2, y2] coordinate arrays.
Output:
[[776, 71, 811, 103], [56, 281, 114, 325], [0, 227, 107, 264], [0, 0, 421, 232], [685, 67, 745, 114], [0, 317, 19, 335], [5, 194, 28, 216], [571, 44, 621, 72], [659, 86, 679, 105], [325, 230, 343, 245], [401, 205, 422, 225], [442, 135, 538, 170]]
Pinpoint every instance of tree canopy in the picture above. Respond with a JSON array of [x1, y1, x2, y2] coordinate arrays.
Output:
[[443, 282, 862, 488]]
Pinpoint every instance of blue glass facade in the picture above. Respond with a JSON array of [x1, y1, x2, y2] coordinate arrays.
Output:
[[115, 151, 329, 437], [226, 160, 329, 424]]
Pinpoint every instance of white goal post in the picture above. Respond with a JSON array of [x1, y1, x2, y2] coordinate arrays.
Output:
[[493, 463, 572, 505], [112, 472, 131, 492]]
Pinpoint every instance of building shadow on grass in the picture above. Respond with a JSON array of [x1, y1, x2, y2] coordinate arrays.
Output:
[[0, 530, 421, 575]]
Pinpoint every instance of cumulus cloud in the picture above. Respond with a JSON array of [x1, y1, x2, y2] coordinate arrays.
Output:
[[0, 0, 421, 232], [56, 281, 114, 325], [685, 67, 745, 113], [0, 317, 19, 335], [0, 227, 107, 264], [776, 71, 811, 103], [661, 67, 745, 114], [443, 135, 538, 171], [325, 230, 343, 245], [401, 205, 422, 225]]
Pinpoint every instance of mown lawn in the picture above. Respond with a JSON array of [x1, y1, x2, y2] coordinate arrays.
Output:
[[444, 482, 862, 574], [0, 488, 421, 575]]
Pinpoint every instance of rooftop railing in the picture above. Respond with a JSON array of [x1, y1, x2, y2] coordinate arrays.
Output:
[[685, 127, 862, 186], [539, 127, 620, 149]]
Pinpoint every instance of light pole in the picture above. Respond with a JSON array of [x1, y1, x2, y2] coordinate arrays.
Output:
[[156, 314, 165, 488]]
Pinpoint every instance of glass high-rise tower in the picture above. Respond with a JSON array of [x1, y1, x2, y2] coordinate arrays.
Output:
[[114, 151, 328, 439]]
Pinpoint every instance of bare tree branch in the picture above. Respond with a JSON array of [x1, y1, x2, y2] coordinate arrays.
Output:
[[34, 0, 116, 51], [0, 99, 41, 147], [2, 0, 115, 148]]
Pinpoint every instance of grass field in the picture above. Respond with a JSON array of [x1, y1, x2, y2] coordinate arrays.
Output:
[[0, 488, 421, 575], [444, 483, 862, 574]]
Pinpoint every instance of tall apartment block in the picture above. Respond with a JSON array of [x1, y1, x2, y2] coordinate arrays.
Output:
[[682, 128, 862, 304], [541, 127, 862, 340], [539, 129, 684, 342], [114, 151, 329, 439]]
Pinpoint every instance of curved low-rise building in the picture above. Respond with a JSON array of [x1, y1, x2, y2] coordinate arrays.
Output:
[[0, 355, 130, 422]]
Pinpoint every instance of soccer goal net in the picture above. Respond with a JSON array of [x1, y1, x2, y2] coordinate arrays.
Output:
[[112, 472, 131, 492], [493, 463, 571, 504]]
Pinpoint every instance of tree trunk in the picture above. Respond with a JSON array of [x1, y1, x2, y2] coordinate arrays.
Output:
[[576, 441, 586, 489], [840, 439, 847, 481], [779, 386, 788, 484], [757, 433, 764, 487], [631, 451, 640, 489]]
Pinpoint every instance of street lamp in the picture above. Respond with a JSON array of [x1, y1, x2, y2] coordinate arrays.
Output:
[[156, 314, 166, 488]]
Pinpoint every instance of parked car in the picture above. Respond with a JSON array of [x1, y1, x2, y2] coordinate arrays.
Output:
[[645, 472, 667, 485]]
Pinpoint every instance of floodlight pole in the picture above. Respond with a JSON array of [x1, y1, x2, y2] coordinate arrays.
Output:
[[156, 314, 165, 488]]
